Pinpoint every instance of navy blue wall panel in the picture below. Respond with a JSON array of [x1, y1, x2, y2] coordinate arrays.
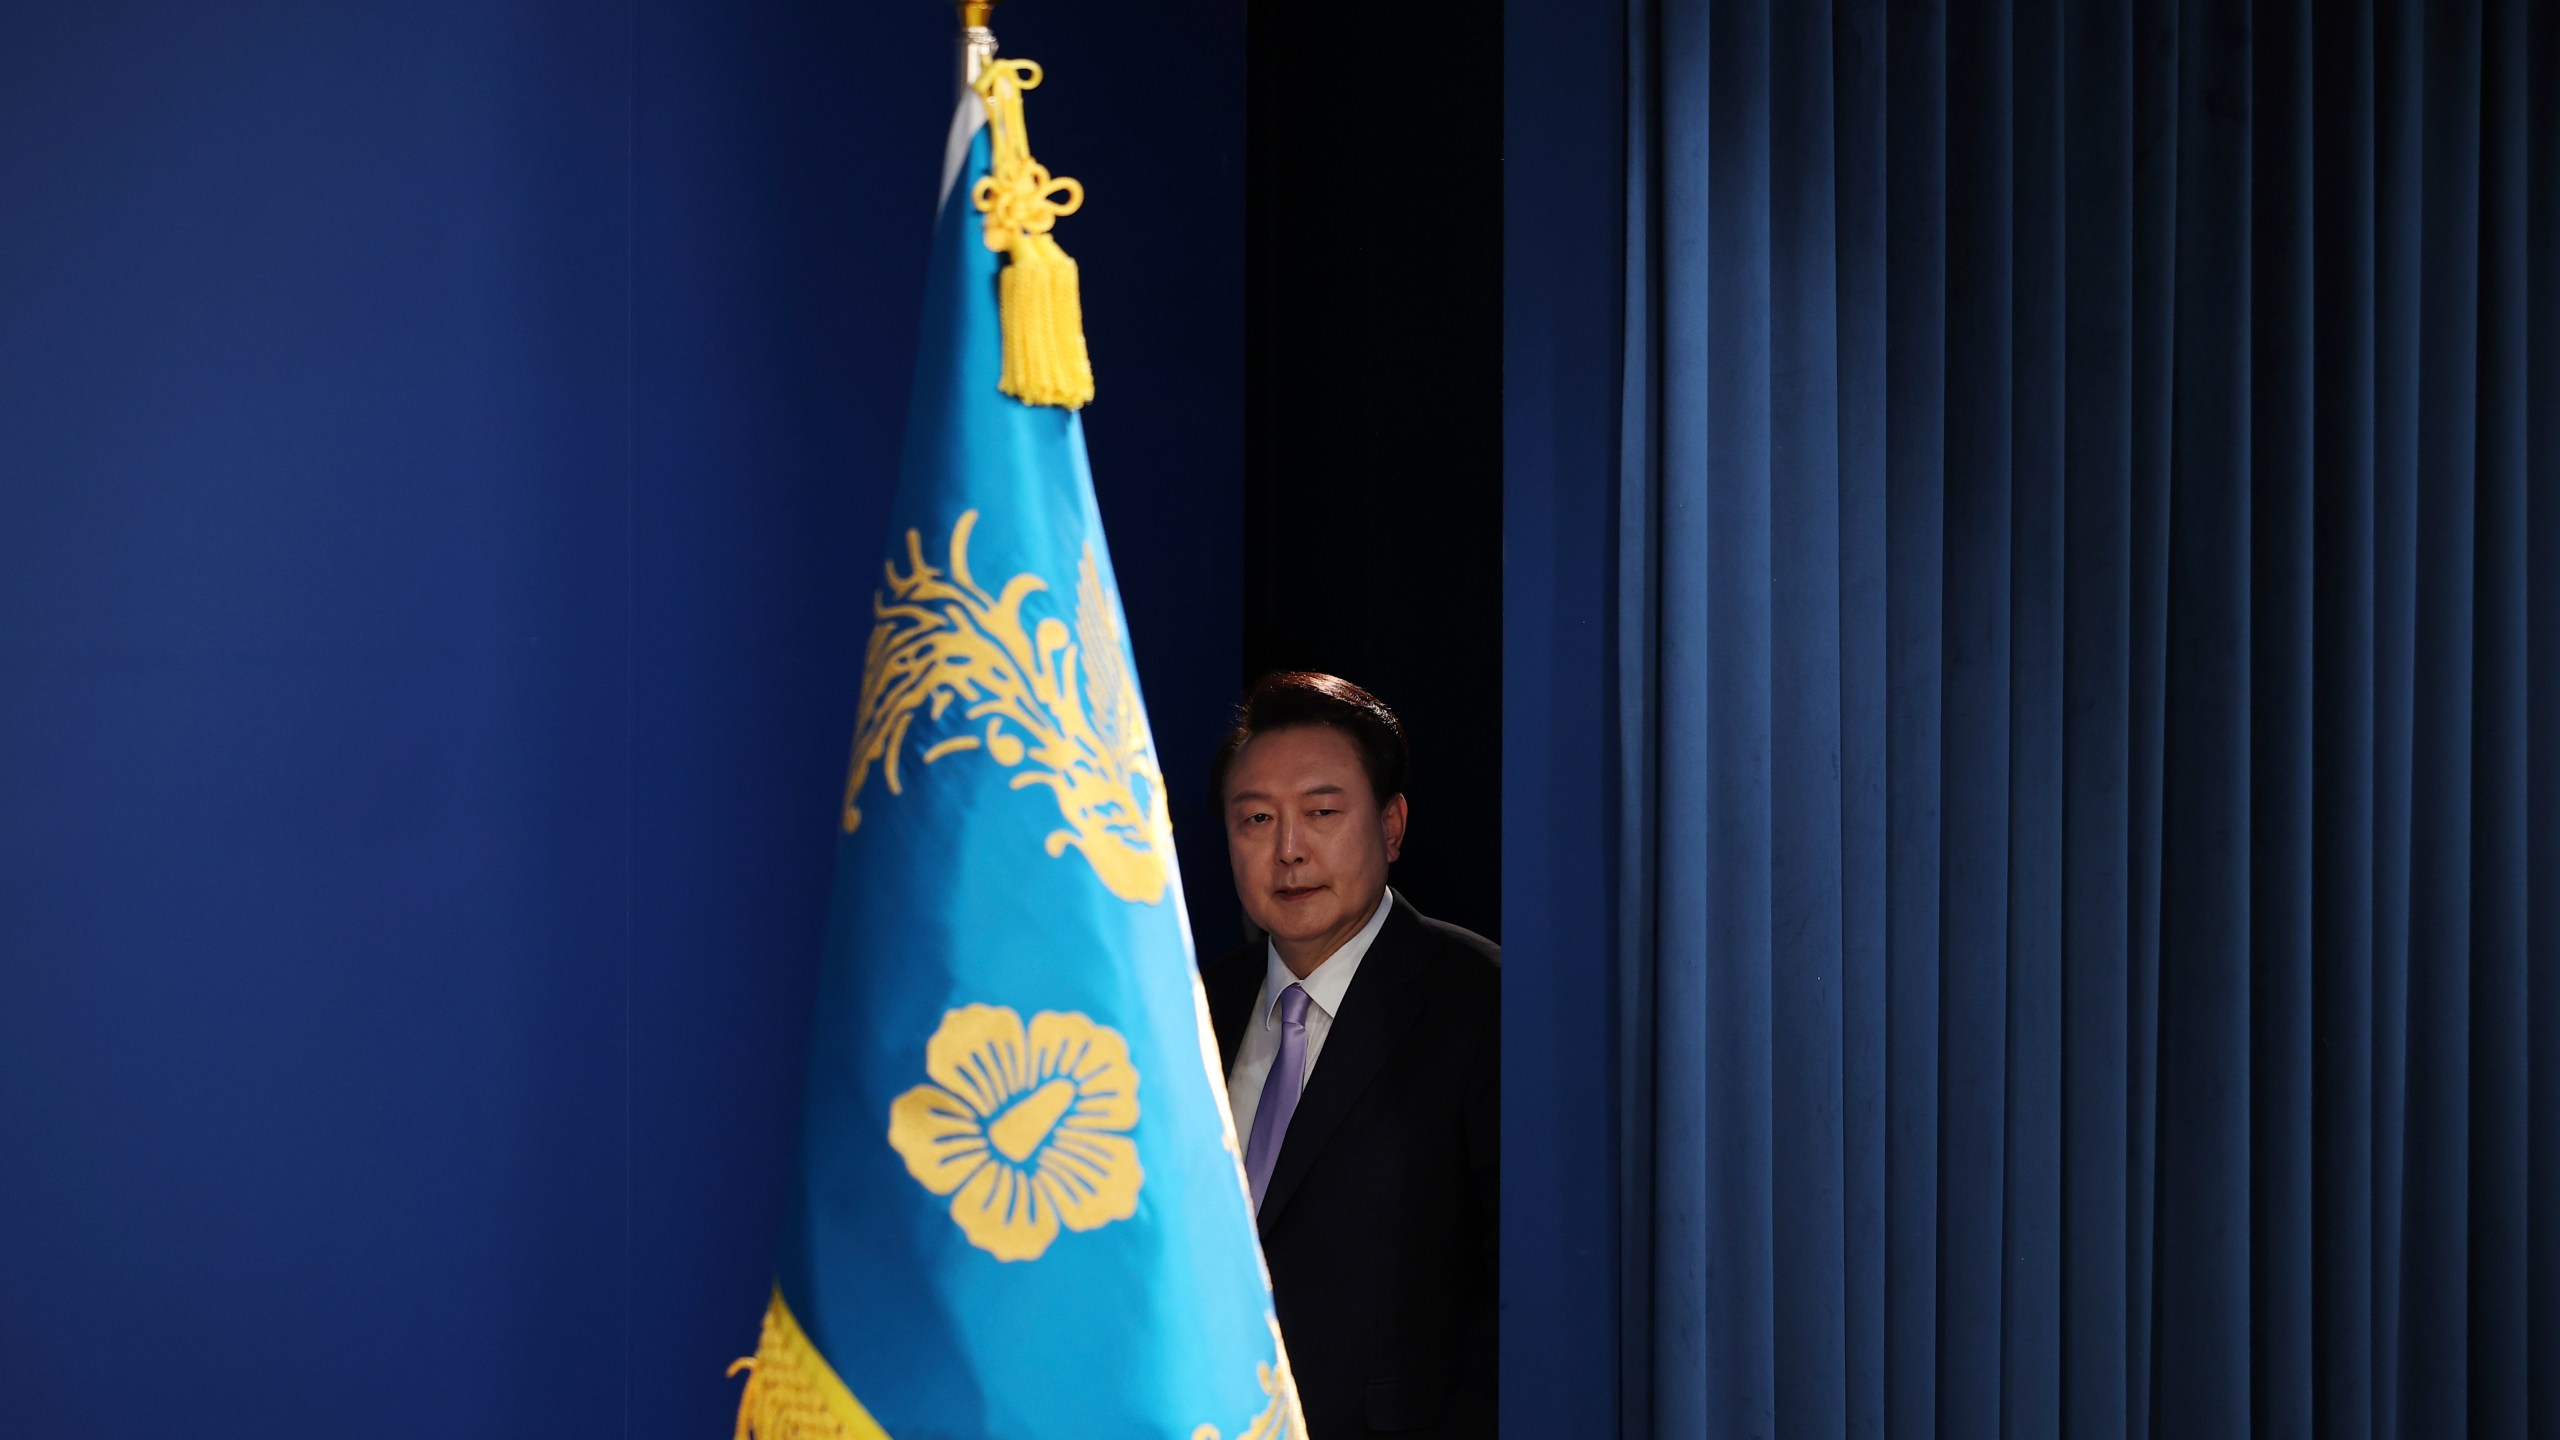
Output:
[[1502, 0, 1625, 1430], [0, 2, 1238, 1433], [626, 1, 937, 1431]]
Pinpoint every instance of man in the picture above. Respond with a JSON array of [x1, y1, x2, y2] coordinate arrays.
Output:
[[1203, 671, 1499, 1437]]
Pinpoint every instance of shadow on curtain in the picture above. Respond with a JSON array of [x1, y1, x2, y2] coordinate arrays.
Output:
[[1600, 0, 2560, 1434]]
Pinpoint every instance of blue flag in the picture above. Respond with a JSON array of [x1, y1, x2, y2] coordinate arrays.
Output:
[[732, 56, 1305, 1440]]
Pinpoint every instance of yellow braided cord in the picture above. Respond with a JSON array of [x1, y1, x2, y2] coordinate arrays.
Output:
[[728, 1288, 894, 1440], [971, 58, 1096, 409]]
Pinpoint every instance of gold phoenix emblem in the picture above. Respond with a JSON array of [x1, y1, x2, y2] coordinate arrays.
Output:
[[887, 1004, 1143, 1261], [841, 510, 1173, 905]]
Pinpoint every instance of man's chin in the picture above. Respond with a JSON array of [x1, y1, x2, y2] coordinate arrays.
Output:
[[1253, 908, 1345, 946]]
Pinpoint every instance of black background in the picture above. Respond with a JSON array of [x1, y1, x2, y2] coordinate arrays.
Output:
[[1240, 10, 1506, 946]]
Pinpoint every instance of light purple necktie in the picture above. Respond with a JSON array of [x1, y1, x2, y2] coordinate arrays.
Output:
[[1242, 982, 1312, 1210]]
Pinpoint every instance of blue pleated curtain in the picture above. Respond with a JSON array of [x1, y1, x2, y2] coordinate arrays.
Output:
[[1616, 0, 2559, 1435]]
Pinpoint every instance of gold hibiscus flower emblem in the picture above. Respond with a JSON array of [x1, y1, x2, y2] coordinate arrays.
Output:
[[887, 1004, 1143, 1261]]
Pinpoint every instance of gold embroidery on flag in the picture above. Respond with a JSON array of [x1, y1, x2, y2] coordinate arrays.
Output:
[[840, 509, 1173, 905]]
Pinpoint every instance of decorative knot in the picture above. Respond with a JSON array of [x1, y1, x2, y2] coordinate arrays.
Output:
[[971, 59, 1083, 256], [973, 162, 1082, 252]]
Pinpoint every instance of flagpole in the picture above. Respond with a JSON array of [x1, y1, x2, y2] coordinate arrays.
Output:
[[956, 0, 998, 85]]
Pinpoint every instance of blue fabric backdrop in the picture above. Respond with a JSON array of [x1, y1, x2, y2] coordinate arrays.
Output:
[[1507, 0, 2560, 1434]]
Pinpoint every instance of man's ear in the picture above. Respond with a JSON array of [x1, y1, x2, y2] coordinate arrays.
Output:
[[1380, 793, 1409, 863]]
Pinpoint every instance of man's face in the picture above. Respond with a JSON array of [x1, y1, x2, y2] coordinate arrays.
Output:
[[1221, 724, 1408, 968]]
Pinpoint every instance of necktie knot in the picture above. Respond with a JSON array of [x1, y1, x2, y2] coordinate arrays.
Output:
[[1278, 982, 1312, 1028]]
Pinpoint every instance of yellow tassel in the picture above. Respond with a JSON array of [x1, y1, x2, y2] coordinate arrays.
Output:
[[971, 59, 1095, 409], [729, 1287, 893, 1440]]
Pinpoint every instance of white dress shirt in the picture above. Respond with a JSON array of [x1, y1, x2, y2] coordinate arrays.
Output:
[[1225, 887, 1397, 1144]]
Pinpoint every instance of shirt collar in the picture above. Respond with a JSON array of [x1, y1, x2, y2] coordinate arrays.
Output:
[[1261, 887, 1396, 1029]]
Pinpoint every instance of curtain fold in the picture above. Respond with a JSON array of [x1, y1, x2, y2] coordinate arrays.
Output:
[[1617, 0, 2560, 1435]]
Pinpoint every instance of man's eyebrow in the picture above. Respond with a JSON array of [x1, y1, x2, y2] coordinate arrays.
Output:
[[1226, 783, 1347, 807]]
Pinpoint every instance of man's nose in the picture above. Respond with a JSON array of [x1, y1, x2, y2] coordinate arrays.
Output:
[[1275, 816, 1308, 865]]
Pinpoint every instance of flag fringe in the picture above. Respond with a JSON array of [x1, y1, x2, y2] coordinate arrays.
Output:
[[729, 1288, 892, 1440], [971, 59, 1096, 409]]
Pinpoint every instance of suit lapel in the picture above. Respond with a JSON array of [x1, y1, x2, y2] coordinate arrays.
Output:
[[1205, 942, 1263, 1074], [1256, 896, 1436, 1236]]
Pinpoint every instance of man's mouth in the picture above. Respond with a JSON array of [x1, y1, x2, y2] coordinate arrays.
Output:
[[1274, 885, 1325, 901]]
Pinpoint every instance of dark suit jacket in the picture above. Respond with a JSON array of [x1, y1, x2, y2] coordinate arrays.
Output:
[[1206, 892, 1499, 1437]]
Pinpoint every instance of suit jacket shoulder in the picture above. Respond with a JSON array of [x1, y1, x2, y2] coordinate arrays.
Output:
[[1406, 905, 1500, 1002], [1394, 902, 1499, 1065]]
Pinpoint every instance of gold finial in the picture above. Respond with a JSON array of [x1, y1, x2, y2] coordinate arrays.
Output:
[[957, 1, 996, 32]]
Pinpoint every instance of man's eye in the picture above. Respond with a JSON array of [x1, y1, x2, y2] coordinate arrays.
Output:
[[1310, 809, 1339, 818]]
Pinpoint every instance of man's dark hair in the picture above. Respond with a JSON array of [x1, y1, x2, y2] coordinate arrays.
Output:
[[1208, 671, 1409, 813]]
